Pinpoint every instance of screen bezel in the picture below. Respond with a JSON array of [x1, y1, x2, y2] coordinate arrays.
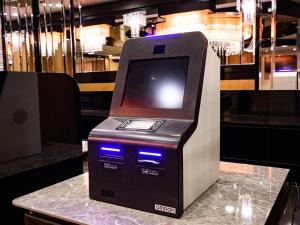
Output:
[[110, 32, 208, 120]]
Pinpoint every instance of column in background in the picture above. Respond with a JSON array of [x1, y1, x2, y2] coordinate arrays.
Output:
[[0, 19, 3, 71]]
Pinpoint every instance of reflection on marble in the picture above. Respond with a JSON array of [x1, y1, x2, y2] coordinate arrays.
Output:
[[13, 162, 289, 225], [0, 142, 83, 179]]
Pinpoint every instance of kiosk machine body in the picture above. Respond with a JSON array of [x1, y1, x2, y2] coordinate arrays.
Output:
[[88, 32, 220, 218]]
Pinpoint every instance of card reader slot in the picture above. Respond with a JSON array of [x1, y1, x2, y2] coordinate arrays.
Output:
[[98, 146, 123, 160], [137, 159, 160, 165], [137, 150, 163, 167]]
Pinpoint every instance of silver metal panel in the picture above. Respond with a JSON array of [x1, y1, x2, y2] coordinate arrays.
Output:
[[89, 117, 192, 146]]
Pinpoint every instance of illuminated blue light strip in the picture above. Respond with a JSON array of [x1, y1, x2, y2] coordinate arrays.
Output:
[[101, 147, 121, 152], [145, 33, 180, 38], [139, 151, 162, 157], [277, 69, 292, 72]]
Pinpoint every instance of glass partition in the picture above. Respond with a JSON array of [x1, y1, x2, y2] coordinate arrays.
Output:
[[259, 0, 300, 90], [73, 0, 122, 73], [38, 0, 73, 74], [0, 0, 74, 74], [2, 0, 34, 71]]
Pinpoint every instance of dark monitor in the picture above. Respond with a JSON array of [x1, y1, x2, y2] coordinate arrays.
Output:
[[110, 32, 208, 120], [122, 57, 189, 109]]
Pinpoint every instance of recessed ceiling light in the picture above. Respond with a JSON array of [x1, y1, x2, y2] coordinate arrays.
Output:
[[281, 45, 288, 48]]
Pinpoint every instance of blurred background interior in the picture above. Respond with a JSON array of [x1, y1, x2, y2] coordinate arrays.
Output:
[[0, 0, 300, 224], [1, 0, 300, 187]]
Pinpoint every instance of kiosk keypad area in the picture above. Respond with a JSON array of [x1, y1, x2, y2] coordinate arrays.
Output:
[[117, 120, 164, 132], [88, 32, 220, 218]]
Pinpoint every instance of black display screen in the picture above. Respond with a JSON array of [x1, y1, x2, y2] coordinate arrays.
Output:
[[122, 57, 189, 109]]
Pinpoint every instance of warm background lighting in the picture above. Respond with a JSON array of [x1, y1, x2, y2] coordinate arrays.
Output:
[[156, 11, 242, 56], [77, 24, 110, 53]]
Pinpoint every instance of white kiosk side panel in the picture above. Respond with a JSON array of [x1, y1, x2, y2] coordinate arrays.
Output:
[[183, 46, 220, 209]]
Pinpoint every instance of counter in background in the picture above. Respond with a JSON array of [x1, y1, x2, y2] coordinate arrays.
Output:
[[0, 142, 84, 224]]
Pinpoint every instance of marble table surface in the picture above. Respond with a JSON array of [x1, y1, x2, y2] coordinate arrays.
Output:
[[13, 162, 289, 225]]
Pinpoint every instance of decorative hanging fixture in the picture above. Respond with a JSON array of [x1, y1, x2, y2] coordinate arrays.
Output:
[[242, 0, 256, 25], [236, 0, 241, 12], [208, 32, 241, 56], [156, 11, 207, 35], [241, 0, 256, 53], [80, 24, 110, 53], [40, 32, 61, 57], [207, 20, 242, 56], [123, 11, 146, 38], [156, 11, 242, 56]]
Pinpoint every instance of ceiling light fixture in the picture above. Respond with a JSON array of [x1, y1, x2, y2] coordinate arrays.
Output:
[[80, 24, 110, 53], [123, 11, 146, 38]]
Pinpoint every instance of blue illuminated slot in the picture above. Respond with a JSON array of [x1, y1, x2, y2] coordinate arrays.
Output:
[[145, 33, 179, 38], [101, 147, 121, 152], [137, 150, 163, 166], [99, 146, 123, 158], [139, 151, 162, 157]]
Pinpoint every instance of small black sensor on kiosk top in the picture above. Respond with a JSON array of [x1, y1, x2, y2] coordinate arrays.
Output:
[[88, 31, 220, 218]]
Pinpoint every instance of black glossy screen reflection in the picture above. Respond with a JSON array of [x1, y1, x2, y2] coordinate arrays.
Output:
[[122, 57, 189, 109]]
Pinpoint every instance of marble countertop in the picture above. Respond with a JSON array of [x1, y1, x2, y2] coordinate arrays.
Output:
[[13, 162, 289, 225], [0, 142, 83, 179], [222, 114, 300, 128]]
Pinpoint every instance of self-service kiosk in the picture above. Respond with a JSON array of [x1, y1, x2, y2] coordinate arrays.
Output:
[[88, 31, 220, 218]]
